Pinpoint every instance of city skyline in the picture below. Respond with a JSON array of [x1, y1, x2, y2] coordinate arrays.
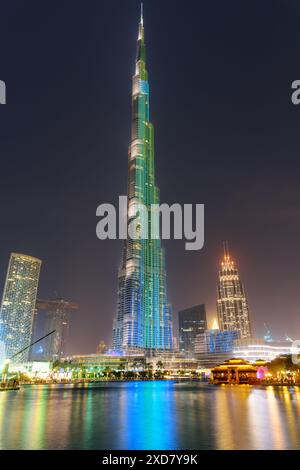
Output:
[[0, 236, 290, 357], [1, 0, 300, 354], [2, 1, 300, 458]]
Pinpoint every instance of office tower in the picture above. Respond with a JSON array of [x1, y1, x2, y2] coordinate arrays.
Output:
[[112, 8, 172, 352], [36, 298, 78, 361], [0, 253, 41, 362], [217, 242, 252, 339], [178, 305, 207, 355], [194, 329, 240, 354]]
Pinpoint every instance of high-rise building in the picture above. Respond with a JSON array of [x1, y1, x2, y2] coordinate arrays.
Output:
[[217, 242, 252, 339], [36, 298, 78, 361], [0, 253, 41, 362], [112, 8, 172, 352], [178, 305, 207, 355]]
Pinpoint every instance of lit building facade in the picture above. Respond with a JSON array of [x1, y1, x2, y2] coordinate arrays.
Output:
[[195, 329, 239, 354], [63, 352, 198, 373], [64, 354, 145, 371], [0, 253, 41, 362], [210, 359, 259, 385], [217, 242, 252, 339], [194, 327, 239, 369], [36, 298, 78, 361], [146, 352, 198, 372], [113, 10, 172, 352], [178, 305, 207, 355], [232, 338, 300, 362]]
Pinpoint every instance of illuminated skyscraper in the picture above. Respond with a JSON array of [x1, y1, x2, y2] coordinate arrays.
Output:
[[217, 242, 252, 339], [0, 253, 41, 362], [35, 298, 78, 361], [113, 8, 172, 352]]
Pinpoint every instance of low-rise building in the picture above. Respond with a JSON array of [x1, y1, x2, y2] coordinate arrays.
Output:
[[195, 329, 240, 354], [64, 353, 145, 371], [232, 338, 299, 362], [146, 351, 198, 372], [194, 329, 240, 369], [210, 358, 261, 384]]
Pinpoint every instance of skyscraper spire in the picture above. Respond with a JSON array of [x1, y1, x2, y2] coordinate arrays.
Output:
[[223, 240, 230, 259], [140, 2, 143, 25], [137, 4, 146, 65]]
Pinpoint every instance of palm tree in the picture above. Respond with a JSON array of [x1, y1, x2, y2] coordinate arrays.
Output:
[[154, 369, 164, 380], [80, 366, 87, 379], [103, 366, 112, 379], [145, 362, 153, 379], [119, 362, 126, 379]]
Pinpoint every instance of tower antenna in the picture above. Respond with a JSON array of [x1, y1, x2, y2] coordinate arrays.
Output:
[[223, 240, 229, 258], [141, 2, 143, 25], [226, 240, 229, 257]]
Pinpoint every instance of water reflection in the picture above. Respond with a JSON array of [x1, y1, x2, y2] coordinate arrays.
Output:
[[119, 381, 176, 449], [0, 382, 300, 450]]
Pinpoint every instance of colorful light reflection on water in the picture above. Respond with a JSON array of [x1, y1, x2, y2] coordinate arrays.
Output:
[[0, 382, 300, 450]]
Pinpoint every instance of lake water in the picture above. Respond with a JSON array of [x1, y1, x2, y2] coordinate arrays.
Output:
[[0, 381, 300, 450]]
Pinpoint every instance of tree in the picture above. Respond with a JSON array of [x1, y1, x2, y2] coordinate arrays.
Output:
[[124, 371, 135, 380], [138, 370, 148, 379], [267, 355, 300, 382], [154, 370, 164, 379], [145, 362, 153, 379], [103, 367, 112, 379]]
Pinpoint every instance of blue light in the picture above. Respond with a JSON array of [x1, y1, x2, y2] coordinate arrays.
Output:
[[139, 80, 149, 95]]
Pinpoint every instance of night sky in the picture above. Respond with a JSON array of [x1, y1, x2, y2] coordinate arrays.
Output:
[[1, 0, 300, 354]]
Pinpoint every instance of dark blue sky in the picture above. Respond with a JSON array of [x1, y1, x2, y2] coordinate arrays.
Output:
[[0, 0, 300, 354]]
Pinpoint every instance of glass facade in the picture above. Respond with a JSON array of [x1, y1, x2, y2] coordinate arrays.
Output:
[[0, 253, 41, 362], [178, 305, 207, 355], [217, 243, 252, 339], [232, 337, 300, 362], [113, 13, 173, 352], [195, 329, 240, 354], [35, 298, 78, 361]]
